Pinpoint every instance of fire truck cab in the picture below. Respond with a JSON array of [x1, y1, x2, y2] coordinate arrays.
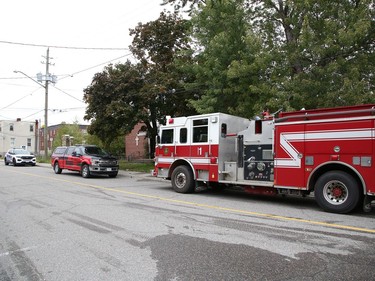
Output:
[[154, 104, 375, 214], [155, 113, 250, 189]]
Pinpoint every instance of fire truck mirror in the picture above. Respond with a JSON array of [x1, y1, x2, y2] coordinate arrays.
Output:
[[221, 123, 227, 138], [155, 135, 160, 145]]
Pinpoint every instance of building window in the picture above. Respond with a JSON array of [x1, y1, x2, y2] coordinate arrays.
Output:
[[30, 124, 34, 132], [27, 138, 32, 147], [10, 123, 14, 131]]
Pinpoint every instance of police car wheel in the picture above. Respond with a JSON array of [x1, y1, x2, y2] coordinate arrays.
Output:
[[315, 171, 360, 214], [171, 166, 195, 193], [4, 159, 9, 165]]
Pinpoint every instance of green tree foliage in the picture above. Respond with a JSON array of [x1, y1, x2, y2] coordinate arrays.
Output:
[[183, 0, 270, 118], [84, 12, 197, 156], [167, 0, 375, 114], [189, 0, 242, 114], [129, 11, 197, 118], [51, 123, 86, 151], [162, 0, 204, 12], [85, 133, 125, 157], [83, 61, 144, 150], [249, 0, 375, 110]]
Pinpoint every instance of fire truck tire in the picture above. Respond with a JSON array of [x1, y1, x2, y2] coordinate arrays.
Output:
[[314, 171, 360, 214], [81, 164, 91, 178], [53, 162, 62, 174], [171, 166, 195, 193]]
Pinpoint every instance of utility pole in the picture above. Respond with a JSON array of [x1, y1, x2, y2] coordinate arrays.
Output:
[[44, 48, 49, 159], [14, 48, 56, 159]]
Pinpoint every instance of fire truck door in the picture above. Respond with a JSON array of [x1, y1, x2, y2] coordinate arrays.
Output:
[[190, 118, 210, 160], [175, 127, 190, 158], [274, 124, 306, 188], [159, 128, 176, 160]]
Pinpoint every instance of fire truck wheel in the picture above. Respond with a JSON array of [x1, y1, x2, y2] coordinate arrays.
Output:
[[171, 166, 195, 193], [81, 164, 91, 178], [314, 171, 360, 214], [54, 162, 62, 174]]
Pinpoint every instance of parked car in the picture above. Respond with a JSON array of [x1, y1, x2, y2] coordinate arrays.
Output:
[[51, 145, 119, 178], [4, 148, 36, 166]]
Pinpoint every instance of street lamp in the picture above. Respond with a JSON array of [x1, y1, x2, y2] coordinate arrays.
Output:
[[13, 70, 44, 88]]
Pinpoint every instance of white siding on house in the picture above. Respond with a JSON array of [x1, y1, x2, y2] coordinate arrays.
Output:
[[0, 120, 37, 156]]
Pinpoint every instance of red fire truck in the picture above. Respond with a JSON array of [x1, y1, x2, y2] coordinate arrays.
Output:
[[154, 104, 375, 213]]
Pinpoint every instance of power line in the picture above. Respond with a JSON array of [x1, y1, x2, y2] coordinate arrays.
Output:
[[0, 53, 132, 81], [58, 53, 133, 80], [21, 109, 44, 120], [0, 40, 129, 51], [1, 88, 41, 110], [52, 86, 85, 103]]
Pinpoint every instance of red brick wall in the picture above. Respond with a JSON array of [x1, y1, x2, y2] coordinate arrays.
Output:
[[125, 123, 149, 160]]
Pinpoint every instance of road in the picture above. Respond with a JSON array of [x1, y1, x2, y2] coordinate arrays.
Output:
[[0, 163, 374, 281]]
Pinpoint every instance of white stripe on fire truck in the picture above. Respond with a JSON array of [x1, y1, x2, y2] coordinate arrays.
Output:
[[158, 157, 211, 165], [275, 129, 374, 168]]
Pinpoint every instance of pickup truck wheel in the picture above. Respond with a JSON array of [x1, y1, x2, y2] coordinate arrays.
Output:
[[54, 162, 62, 174], [81, 164, 90, 178]]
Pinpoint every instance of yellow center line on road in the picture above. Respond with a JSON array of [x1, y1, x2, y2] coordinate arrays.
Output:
[[6, 169, 375, 234]]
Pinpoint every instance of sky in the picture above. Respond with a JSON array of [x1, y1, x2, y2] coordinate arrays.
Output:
[[0, 0, 172, 126]]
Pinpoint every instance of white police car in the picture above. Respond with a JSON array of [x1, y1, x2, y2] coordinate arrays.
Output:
[[4, 148, 36, 166]]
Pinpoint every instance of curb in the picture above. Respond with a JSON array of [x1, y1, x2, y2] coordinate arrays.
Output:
[[36, 162, 163, 181]]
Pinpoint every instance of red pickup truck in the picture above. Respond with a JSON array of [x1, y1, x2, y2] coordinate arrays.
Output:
[[51, 145, 119, 178]]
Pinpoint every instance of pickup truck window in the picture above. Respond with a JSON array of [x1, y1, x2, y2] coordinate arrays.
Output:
[[84, 146, 107, 156], [73, 147, 83, 156], [66, 147, 75, 155], [54, 147, 66, 154]]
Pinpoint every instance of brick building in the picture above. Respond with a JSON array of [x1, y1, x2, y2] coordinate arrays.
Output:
[[125, 123, 149, 160], [39, 123, 88, 156]]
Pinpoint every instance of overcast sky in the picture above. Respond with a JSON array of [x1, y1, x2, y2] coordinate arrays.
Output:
[[0, 0, 171, 126]]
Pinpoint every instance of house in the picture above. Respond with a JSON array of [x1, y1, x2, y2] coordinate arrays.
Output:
[[0, 119, 38, 156]]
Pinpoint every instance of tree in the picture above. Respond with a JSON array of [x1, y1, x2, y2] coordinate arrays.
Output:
[[164, 0, 375, 113], [51, 122, 86, 151], [83, 61, 145, 150], [84, 11, 197, 157], [130, 11, 198, 156], [248, 0, 375, 110], [184, 0, 271, 118], [162, 0, 204, 12]]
